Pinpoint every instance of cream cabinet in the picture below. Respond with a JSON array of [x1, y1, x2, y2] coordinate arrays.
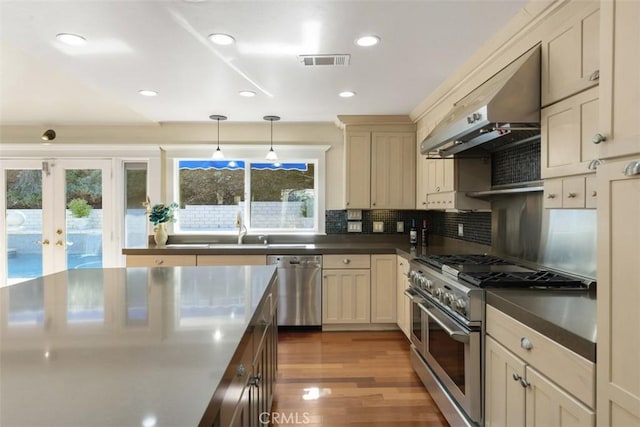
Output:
[[344, 131, 372, 209], [197, 255, 266, 266], [596, 158, 640, 427], [340, 117, 416, 210], [543, 175, 594, 209], [370, 132, 416, 209], [424, 157, 491, 211], [370, 254, 396, 324], [416, 154, 429, 209], [597, 0, 640, 160], [541, 86, 599, 179], [540, 2, 600, 107], [322, 255, 371, 324], [395, 255, 411, 339], [125, 254, 197, 267], [485, 306, 595, 427], [344, 129, 416, 209]]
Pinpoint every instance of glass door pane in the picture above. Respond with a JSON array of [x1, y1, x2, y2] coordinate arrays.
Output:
[[3, 163, 45, 285], [64, 167, 103, 270]]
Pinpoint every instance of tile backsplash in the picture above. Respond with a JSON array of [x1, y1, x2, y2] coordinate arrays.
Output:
[[326, 137, 540, 247], [326, 209, 492, 246]]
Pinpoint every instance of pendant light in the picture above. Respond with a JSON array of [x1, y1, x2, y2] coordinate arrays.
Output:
[[264, 115, 280, 161], [209, 114, 227, 159]]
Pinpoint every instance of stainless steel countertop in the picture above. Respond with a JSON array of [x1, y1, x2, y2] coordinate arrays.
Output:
[[486, 289, 596, 362]]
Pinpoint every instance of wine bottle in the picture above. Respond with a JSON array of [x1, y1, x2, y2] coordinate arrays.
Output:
[[410, 219, 417, 248], [421, 219, 429, 248]]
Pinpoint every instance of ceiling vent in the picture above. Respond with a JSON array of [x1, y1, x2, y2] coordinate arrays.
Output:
[[298, 54, 350, 67]]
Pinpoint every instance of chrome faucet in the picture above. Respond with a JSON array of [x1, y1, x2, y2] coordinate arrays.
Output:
[[236, 212, 248, 244]]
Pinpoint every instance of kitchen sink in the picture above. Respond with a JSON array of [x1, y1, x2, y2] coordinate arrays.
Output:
[[267, 243, 316, 249]]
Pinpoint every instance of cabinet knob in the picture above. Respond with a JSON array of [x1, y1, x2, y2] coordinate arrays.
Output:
[[588, 69, 599, 81], [422, 201, 426, 205], [236, 363, 246, 377], [592, 133, 607, 144], [436, 186, 440, 192], [567, 192, 577, 198], [250, 373, 262, 387], [36, 239, 50, 246], [342, 258, 351, 264], [547, 194, 556, 199], [520, 337, 533, 350], [346, 202, 350, 206], [372, 202, 376, 206], [154, 259, 164, 265], [55, 240, 64, 247], [591, 191, 597, 197]]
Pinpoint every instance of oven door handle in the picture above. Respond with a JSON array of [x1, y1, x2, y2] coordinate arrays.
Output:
[[404, 289, 419, 300], [418, 302, 470, 344]]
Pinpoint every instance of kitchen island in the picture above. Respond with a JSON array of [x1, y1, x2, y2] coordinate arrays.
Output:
[[0, 265, 277, 427]]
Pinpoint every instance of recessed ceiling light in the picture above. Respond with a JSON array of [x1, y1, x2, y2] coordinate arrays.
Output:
[[138, 90, 158, 97], [339, 91, 356, 98], [56, 33, 87, 46], [208, 33, 235, 46], [355, 35, 380, 47], [239, 90, 256, 97]]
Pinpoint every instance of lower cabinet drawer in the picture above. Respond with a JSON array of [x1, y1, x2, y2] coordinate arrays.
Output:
[[125, 255, 197, 267], [486, 305, 595, 408], [323, 254, 370, 269]]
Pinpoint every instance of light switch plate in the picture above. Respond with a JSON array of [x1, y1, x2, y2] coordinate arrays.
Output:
[[347, 209, 362, 220], [373, 221, 384, 232], [347, 221, 362, 232], [396, 221, 404, 233]]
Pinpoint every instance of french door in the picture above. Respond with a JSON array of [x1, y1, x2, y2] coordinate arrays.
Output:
[[1, 158, 114, 286]]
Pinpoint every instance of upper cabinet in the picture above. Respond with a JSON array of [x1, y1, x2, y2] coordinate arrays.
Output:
[[597, 0, 640, 160], [339, 116, 416, 210], [541, 86, 599, 179], [541, 2, 600, 107], [424, 157, 491, 211]]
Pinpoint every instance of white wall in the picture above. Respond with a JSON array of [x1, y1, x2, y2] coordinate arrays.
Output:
[[0, 121, 345, 209]]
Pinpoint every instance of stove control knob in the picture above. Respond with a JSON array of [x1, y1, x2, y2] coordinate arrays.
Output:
[[434, 288, 443, 299], [455, 299, 467, 313], [424, 279, 433, 291]]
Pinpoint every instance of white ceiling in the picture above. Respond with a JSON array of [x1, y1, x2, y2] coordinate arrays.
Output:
[[0, 0, 526, 126]]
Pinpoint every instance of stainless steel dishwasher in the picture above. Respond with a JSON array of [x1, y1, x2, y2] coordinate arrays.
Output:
[[267, 255, 322, 327]]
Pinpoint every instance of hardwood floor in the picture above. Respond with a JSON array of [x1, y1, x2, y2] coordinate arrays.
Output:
[[270, 330, 448, 426]]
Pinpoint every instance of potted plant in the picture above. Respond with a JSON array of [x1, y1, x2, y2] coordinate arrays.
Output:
[[68, 198, 93, 218]]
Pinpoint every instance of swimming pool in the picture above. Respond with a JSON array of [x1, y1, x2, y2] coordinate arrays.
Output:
[[7, 253, 103, 279]]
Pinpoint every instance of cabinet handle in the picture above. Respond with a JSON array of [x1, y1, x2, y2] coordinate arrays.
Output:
[[520, 337, 533, 350], [154, 259, 164, 265], [624, 160, 640, 177], [592, 133, 607, 144], [588, 69, 599, 81], [342, 258, 351, 264], [512, 373, 530, 388], [567, 192, 577, 198], [250, 373, 262, 387], [546, 194, 556, 199]]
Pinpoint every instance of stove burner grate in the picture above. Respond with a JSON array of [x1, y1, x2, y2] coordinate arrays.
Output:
[[419, 254, 511, 270], [458, 270, 585, 288]]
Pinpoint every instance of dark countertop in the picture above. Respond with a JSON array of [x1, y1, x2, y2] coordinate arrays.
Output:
[[486, 289, 596, 362], [0, 265, 277, 427]]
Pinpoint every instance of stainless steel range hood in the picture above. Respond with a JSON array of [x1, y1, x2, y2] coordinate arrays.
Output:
[[420, 45, 540, 157]]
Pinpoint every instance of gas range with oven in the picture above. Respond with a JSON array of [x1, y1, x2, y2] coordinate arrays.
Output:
[[406, 254, 588, 427]]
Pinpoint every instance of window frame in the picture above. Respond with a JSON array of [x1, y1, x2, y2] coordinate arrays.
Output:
[[164, 145, 328, 235]]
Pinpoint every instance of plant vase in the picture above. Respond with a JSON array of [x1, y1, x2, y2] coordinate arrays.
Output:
[[154, 223, 168, 247]]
